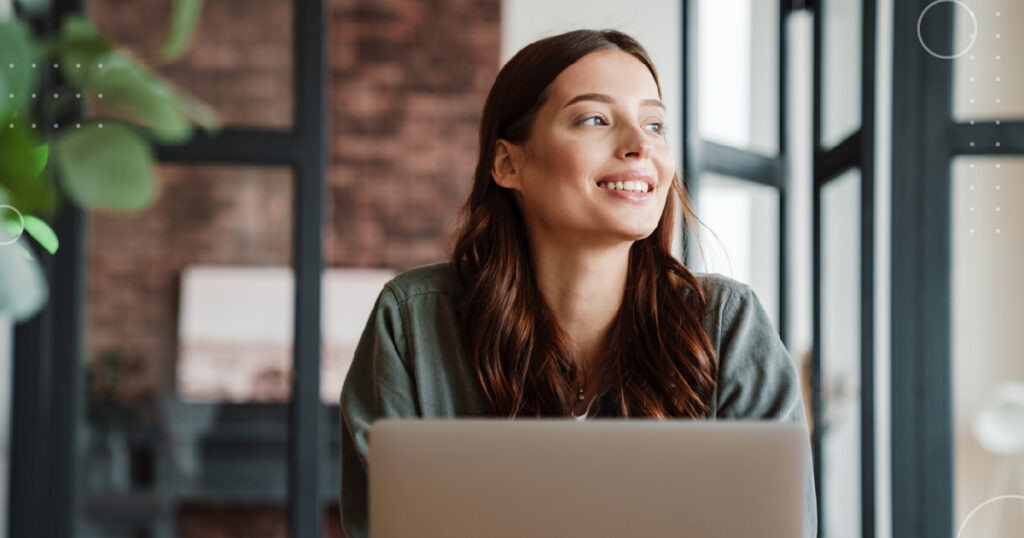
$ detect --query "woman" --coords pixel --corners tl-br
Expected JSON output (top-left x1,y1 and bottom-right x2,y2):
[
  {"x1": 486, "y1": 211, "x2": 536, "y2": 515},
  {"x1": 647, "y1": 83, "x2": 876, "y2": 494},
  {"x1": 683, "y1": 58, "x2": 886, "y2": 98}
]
[{"x1": 340, "y1": 29, "x2": 817, "y2": 538}]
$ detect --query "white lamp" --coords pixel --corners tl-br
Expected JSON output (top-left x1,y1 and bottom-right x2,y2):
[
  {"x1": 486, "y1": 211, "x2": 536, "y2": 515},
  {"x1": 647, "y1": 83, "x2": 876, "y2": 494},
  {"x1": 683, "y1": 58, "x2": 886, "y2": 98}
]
[
  {"x1": 972, "y1": 381, "x2": 1024, "y2": 455},
  {"x1": 968, "y1": 380, "x2": 1024, "y2": 536}
]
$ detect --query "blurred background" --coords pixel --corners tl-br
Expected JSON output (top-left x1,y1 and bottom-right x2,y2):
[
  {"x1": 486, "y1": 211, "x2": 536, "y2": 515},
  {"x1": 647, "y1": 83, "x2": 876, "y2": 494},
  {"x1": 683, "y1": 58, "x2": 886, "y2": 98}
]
[{"x1": 1, "y1": 0, "x2": 1022, "y2": 536}]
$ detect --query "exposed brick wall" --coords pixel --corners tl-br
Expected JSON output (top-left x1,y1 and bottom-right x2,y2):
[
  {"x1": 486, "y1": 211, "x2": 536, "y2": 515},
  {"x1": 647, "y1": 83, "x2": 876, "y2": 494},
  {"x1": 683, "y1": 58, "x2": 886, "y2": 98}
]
[
  {"x1": 85, "y1": 0, "x2": 498, "y2": 398},
  {"x1": 83, "y1": 0, "x2": 499, "y2": 535},
  {"x1": 327, "y1": 0, "x2": 497, "y2": 267},
  {"x1": 89, "y1": 0, "x2": 293, "y2": 128}
]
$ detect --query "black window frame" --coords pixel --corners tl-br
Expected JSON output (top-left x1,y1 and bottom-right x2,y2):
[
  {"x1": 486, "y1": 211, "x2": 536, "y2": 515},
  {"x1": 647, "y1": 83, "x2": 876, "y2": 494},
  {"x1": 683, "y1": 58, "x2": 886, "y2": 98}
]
[
  {"x1": 809, "y1": 0, "x2": 877, "y2": 536},
  {"x1": 683, "y1": 1, "x2": 879, "y2": 536},
  {"x1": 890, "y1": 1, "x2": 1024, "y2": 536}
]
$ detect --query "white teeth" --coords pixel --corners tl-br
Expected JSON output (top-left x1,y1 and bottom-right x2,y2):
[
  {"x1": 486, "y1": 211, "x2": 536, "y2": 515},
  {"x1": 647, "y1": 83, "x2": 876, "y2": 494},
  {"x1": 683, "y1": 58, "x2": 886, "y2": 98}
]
[{"x1": 598, "y1": 180, "x2": 650, "y2": 193}]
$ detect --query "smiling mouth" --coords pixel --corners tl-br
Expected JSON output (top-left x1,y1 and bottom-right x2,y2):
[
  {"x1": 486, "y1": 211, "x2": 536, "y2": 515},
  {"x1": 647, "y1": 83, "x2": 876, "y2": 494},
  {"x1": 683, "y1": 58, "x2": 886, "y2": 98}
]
[
  {"x1": 595, "y1": 170, "x2": 657, "y2": 192},
  {"x1": 596, "y1": 180, "x2": 650, "y2": 193}
]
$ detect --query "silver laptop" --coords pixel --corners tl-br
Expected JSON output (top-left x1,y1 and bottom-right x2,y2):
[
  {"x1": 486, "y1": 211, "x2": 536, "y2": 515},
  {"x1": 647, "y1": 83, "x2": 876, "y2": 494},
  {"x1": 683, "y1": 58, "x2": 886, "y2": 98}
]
[{"x1": 368, "y1": 419, "x2": 809, "y2": 538}]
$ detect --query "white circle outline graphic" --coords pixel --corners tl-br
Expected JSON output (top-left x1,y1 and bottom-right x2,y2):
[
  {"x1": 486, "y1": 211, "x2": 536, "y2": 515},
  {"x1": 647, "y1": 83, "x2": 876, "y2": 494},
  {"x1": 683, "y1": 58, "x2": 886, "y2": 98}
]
[
  {"x1": 956, "y1": 494, "x2": 1024, "y2": 538},
  {"x1": 917, "y1": 0, "x2": 978, "y2": 59},
  {"x1": 0, "y1": 205, "x2": 25, "y2": 245}
]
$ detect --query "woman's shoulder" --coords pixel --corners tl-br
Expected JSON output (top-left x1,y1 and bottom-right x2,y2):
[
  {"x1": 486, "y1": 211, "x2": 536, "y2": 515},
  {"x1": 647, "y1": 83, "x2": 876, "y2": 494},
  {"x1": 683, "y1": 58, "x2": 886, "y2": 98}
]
[
  {"x1": 683, "y1": 272, "x2": 773, "y2": 352},
  {"x1": 687, "y1": 271, "x2": 752, "y2": 317},
  {"x1": 380, "y1": 263, "x2": 752, "y2": 318},
  {"x1": 381, "y1": 261, "x2": 462, "y2": 301}
]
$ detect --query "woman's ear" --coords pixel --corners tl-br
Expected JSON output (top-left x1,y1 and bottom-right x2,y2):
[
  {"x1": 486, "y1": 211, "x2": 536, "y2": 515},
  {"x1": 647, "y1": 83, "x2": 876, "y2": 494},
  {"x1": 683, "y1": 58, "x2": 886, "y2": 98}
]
[{"x1": 492, "y1": 139, "x2": 522, "y2": 191}]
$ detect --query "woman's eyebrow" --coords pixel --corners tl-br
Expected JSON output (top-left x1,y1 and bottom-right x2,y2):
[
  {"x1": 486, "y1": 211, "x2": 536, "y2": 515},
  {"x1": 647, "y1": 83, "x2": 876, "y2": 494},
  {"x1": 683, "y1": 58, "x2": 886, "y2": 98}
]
[{"x1": 562, "y1": 93, "x2": 665, "y2": 110}]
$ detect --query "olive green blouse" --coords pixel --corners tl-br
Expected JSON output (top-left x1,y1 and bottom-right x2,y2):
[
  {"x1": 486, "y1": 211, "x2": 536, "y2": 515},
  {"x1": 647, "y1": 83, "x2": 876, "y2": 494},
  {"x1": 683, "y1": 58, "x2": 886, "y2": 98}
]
[{"x1": 339, "y1": 262, "x2": 818, "y2": 538}]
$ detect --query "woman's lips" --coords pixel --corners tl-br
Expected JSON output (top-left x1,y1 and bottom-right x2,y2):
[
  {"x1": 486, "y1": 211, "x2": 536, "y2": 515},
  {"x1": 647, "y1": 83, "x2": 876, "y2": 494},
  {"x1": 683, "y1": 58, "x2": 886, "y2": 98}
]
[
  {"x1": 594, "y1": 170, "x2": 657, "y2": 201},
  {"x1": 596, "y1": 185, "x2": 654, "y2": 201},
  {"x1": 596, "y1": 170, "x2": 657, "y2": 191}
]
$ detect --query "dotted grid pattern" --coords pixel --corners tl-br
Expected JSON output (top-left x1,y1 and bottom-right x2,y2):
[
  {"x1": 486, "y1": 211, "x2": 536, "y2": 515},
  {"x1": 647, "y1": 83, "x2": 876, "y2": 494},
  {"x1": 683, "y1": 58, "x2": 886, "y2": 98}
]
[
  {"x1": 964, "y1": 5, "x2": 1004, "y2": 238},
  {"x1": 6, "y1": 61, "x2": 105, "y2": 130}
]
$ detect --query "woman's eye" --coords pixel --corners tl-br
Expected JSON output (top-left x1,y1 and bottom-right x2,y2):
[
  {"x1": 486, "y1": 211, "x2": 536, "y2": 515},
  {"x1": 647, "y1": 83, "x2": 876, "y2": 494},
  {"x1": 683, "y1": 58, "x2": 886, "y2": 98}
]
[
  {"x1": 579, "y1": 115, "x2": 608, "y2": 126},
  {"x1": 645, "y1": 122, "x2": 667, "y2": 135}
]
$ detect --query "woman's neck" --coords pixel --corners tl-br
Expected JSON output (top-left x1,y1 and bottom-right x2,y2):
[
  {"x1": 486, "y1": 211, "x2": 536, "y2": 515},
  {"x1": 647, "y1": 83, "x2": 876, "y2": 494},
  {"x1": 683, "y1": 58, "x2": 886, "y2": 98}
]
[{"x1": 528, "y1": 239, "x2": 631, "y2": 369}]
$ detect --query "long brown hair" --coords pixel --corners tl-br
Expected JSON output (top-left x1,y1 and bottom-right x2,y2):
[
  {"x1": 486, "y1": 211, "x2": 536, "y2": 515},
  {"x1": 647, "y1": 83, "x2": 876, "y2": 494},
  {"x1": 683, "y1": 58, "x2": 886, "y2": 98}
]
[{"x1": 450, "y1": 29, "x2": 718, "y2": 418}]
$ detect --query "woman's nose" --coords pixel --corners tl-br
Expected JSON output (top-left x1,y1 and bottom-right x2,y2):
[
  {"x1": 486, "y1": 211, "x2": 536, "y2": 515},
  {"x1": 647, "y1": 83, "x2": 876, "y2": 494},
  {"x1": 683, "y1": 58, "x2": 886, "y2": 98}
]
[{"x1": 619, "y1": 125, "x2": 653, "y2": 160}]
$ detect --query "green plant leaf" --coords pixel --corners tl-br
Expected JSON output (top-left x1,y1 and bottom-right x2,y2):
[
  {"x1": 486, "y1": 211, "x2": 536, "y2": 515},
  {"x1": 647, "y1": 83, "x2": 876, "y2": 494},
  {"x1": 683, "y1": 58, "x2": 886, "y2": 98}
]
[
  {"x1": 23, "y1": 215, "x2": 58, "y2": 254},
  {"x1": 0, "y1": 20, "x2": 40, "y2": 123},
  {"x1": 0, "y1": 123, "x2": 36, "y2": 182},
  {"x1": 50, "y1": 15, "x2": 113, "y2": 86},
  {"x1": 86, "y1": 51, "x2": 195, "y2": 143},
  {"x1": 0, "y1": 122, "x2": 54, "y2": 215},
  {"x1": 32, "y1": 144, "x2": 49, "y2": 178},
  {"x1": 52, "y1": 121, "x2": 154, "y2": 209},
  {"x1": 172, "y1": 86, "x2": 221, "y2": 131},
  {"x1": 159, "y1": 0, "x2": 205, "y2": 61}
]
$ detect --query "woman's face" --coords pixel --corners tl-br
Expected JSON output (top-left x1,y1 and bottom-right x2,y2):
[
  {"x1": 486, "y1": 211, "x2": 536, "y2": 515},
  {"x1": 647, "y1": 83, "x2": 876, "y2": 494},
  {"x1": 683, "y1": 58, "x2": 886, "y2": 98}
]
[{"x1": 494, "y1": 48, "x2": 675, "y2": 248}]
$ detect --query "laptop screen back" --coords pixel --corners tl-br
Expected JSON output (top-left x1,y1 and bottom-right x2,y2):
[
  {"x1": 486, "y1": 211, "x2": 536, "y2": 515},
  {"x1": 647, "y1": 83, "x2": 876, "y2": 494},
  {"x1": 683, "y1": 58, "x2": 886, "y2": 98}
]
[{"x1": 368, "y1": 419, "x2": 808, "y2": 538}]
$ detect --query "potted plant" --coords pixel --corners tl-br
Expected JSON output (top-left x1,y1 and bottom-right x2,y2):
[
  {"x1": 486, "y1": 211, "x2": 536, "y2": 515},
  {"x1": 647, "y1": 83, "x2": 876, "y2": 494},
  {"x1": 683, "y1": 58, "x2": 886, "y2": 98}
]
[{"x1": 0, "y1": 0, "x2": 219, "y2": 321}]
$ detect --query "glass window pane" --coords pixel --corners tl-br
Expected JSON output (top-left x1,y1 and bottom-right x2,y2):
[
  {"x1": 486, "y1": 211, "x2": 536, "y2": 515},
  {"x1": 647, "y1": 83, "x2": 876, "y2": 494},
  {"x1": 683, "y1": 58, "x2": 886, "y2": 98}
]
[
  {"x1": 952, "y1": 0, "x2": 1024, "y2": 121},
  {"x1": 820, "y1": 168, "x2": 862, "y2": 537},
  {"x1": 697, "y1": 0, "x2": 779, "y2": 155},
  {"x1": 692, "y1": 173, "x2": 780, "y2": 330},
  {"x1": 952, "y1": 157, "x2": 1024, "y2": 536},
  {"x1": 821, "y1": 0, "x2": 862, "y2": 148},
  {"x1": 88, "y1": 0, "x2": 294, "y2": 129},
  {"x1": 83, "y1": 165, "x2": 293, "y2": 536}
]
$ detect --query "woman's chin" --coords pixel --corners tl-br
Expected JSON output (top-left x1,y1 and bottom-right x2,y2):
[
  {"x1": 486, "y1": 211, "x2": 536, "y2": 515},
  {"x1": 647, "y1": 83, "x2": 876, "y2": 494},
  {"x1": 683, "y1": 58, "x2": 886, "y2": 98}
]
[
  {"x1": 550, "y1": 221, "x2": 659, "y2": 248},
  {"x1": 613, "y1": 225, "x2": 658, "y2": 244},
  {"x1": 624, "y1": 221, "x2": 660, "y2": 240}
]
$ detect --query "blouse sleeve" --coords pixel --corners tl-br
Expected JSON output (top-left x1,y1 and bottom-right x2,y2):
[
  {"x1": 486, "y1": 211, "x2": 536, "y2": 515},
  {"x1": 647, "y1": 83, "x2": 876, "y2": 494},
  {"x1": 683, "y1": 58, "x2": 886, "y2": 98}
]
[
  {"x1": 715, "y1": 281, "x2": 819, "y2": 538},
  {"x1": 339, "y1": 284, "x2": 420, "y2": 538}
]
